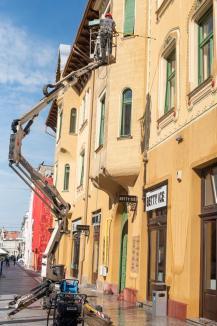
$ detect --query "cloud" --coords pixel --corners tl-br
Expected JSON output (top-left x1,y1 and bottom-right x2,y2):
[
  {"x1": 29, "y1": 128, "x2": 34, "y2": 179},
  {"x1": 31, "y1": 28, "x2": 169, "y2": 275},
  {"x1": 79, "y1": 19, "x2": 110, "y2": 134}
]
[
  {"x1": 0, "y1": 17, "x2": 57, "y2": 227},
  {"x1": 0, "y1": 17, "x2": 56, "y2": 86}
]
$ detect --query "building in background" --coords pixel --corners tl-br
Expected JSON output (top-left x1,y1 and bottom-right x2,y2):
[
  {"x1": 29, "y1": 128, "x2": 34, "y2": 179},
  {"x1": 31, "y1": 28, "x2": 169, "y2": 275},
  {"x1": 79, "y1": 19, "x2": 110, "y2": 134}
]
[
  {"x1": 0, "y1": 229, "x2": 23, "y2": 257},
  {"x1": 31, "y1": 165, "x2": 54, "y2": 272},
  {"x1": 21, "y1": 210, "x2": 33, "y2": 267}
]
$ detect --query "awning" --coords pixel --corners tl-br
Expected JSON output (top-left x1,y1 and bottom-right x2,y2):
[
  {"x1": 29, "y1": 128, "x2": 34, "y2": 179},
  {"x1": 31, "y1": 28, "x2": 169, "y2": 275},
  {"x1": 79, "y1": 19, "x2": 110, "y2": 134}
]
[{"x1": 0, "y1": 248, "x2": 8, "y2": 256}]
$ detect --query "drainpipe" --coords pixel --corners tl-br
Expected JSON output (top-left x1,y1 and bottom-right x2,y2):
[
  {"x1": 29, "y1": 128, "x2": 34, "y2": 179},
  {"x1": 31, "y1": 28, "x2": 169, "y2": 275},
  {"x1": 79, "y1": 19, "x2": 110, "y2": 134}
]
[
  {"x1": 143, "y1": 0, "x2": 152, "y2": 182},
  {"x1": 79, "y1": 69, "x2": 96, "y2": 283}
]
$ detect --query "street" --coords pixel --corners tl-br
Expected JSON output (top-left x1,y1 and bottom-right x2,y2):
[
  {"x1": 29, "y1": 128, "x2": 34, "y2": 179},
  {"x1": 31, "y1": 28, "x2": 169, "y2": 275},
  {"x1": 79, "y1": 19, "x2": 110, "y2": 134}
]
[{"x1": 0, "y1": 264, "x2": 188, "y2": 325}]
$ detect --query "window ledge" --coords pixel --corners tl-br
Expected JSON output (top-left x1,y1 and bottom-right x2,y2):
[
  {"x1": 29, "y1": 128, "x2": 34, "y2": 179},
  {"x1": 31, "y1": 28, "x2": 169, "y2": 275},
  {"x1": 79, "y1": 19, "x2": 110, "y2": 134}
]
[
  {"x1": 79, "y1": 119, "x2": 88, "y2": 133},
  {"x1": 157, "y1": 107, "x2": 176, "y2": 129},
  {"x1": 62, "y1": 190, "x2": 69, "y2": 193},
  {"x1": 95, "y1": 144, "x2": 103, "y2": 153},
  {"x1": 188, "y1": 77, "x2": 215, "y2": 109},
  {"x1": 156, "y1": 0, "x2": 173, "y2": 21},
  {"x1": 121, "y1": 34, "x2": 136, "y2": 41},
  {"x1": 117, "y1": 135, "x2": 133, "y2": 140},
  {"x1": 69, "y1": 132, "x2": 78, "y2": 136}
]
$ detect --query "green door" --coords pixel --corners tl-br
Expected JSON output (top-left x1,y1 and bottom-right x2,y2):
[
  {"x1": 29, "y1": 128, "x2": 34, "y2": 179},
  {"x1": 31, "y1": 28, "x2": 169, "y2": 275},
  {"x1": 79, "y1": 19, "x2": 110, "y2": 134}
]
[{"x1": 119, "y1": 219, "x2": 128, "y2": 292}]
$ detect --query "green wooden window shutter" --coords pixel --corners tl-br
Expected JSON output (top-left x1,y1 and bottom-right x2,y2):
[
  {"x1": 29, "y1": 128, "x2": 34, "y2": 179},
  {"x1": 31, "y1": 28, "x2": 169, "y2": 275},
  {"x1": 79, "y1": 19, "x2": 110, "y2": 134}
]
[
  {"x1": 124, "y1": 0, "x2": 135, "y2": 36},
  {"x1": 198, "y1": 9, "x2": 213, "y2": 84}
]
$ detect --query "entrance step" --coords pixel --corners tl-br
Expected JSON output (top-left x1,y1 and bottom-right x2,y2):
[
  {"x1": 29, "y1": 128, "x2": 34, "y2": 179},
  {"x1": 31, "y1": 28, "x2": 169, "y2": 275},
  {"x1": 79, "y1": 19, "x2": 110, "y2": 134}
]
[{"x1": 187, "y1": 318, "x2": 217, "y2": 325}]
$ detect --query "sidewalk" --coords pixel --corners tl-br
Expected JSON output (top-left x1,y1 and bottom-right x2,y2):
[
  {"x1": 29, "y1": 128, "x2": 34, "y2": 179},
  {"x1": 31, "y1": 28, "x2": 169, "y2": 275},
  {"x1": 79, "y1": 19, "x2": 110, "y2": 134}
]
[
  {"x1": 0, "y1": 264, "x2": 187, "y2": 325},
  {"x1": 0, "y1": 263, "x2": 47, "y2": 326}
]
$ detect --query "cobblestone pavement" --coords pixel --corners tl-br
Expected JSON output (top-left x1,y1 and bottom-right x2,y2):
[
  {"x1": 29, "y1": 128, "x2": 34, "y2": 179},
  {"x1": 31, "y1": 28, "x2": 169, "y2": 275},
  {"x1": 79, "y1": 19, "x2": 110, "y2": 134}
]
[{"x1": 0, "y1": 264, "x2": 187, "y2": 325}]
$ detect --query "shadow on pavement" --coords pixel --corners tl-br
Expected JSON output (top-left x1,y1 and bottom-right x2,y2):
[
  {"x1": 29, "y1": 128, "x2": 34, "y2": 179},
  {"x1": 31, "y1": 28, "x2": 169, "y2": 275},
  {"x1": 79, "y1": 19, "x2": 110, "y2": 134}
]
[{"x1": 0, "y1": 317, "x2": 47, "y2": 325}]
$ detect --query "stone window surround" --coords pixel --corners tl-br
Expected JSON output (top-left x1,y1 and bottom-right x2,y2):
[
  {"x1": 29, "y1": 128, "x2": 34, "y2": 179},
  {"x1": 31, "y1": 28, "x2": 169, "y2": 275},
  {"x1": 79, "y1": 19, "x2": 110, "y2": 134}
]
[
  {"x1": 157, "y1": 29, "x2": 180, "y2": 130},
  {"x1": 95, "y1": 89, "x2": 106, "y2": 152},
  {"x1": 79, "y1": 89, "x2": 90, "y2": 133},
  {"x1": 156, "y1": 0, "x2": 173, "y2": 21},
  {"x1": 188, "y1": 0, "x2": 217, "y2": 107},
  {"x1": 77, "y1": 145, "x2": 85, "y2": 191}
]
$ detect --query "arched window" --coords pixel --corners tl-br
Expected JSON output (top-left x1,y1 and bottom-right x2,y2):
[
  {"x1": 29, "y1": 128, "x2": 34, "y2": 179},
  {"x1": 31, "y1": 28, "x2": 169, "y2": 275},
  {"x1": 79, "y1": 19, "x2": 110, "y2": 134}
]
[
  {"x1": 69, "y1": 108, "x2": 77, "y2": 134},
  {"x1": 123, "y1": 0, "x2": 135, "y2": 36},
  {"x1": 120, "y1": 88, "x2": 132, "y2": 137},
  {"x1": 63, "y1": 164, "x2": 70, "y2": 191}
]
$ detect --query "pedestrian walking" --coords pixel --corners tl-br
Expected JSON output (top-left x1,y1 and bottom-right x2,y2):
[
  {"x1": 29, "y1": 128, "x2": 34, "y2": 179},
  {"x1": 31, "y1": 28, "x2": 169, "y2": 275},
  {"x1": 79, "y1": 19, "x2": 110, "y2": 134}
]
[
  {"x1": 5, "y1": 256, "x2": 10, "y2": 268},
  {"x1": 13, "y1": 256, "x2": 16, "y2": 266},
  {"x1": 0, "y1": 259, "x2": 4, "y2": 275}
]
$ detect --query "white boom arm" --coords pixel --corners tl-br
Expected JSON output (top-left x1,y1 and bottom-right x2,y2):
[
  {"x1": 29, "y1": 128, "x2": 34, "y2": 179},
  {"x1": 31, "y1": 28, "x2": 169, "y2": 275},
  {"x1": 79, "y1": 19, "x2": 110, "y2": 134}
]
[{"x1": 8, "y1": 59, "x2": 104, "y2": 280}]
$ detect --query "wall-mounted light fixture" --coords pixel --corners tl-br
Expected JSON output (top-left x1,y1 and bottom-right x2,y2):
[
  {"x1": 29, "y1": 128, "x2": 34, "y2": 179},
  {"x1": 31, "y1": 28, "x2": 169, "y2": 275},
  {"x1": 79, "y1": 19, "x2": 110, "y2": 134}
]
[{"x1": 176, "y1": 135, "x2": 183, "y2": 143}]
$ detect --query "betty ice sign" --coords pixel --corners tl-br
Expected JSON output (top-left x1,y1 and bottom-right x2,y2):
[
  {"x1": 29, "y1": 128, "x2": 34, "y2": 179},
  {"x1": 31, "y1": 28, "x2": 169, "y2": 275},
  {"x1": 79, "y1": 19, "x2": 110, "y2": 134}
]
[{"x1": 145, "y1": 185, "x2": 167, "y2": 211}]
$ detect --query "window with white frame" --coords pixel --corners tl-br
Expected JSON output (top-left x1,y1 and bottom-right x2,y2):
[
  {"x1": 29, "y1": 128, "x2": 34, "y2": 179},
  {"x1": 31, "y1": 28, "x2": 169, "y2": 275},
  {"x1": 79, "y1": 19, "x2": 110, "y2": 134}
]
[
  {"x1": 57, "y1": 106, "x2": 63, "y2": 142},
  {"x1": 69, "y1": 108, "x2": 77, "y2": 134},
  {"x1": 158, "y1": 32, "x2": 179, "y2": 119},
  {"x1": 198, "y1": 8, "x2": 213, "y2": 84},
  {"x1": 95, "y1": 91, "x2": 106, "y2": 149},
  {"x1": 120, "y1": 88, "x2": 132, "y2": 136},
  {"x1": 80, "y1": 89, "x2": 90, "y2": 128},
  {"x1": 63, "y1": 164, "x2": 70, "y2": 191},
  {"x1": 99, "y1": 94, "x2": 106, "y2": 146},
  {"x1": 79, "y1": 151, "x2": 85, "y2": 186},
  {"x1": 164, "y1": 49, "x2": 176, "y2": 113}
]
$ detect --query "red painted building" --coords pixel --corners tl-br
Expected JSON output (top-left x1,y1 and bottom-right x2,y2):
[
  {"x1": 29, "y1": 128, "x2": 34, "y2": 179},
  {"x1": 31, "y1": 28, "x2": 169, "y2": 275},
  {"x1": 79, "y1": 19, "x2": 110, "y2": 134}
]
[{"x1": 31, "y1": 166, "x2": 53, "y2": 272}]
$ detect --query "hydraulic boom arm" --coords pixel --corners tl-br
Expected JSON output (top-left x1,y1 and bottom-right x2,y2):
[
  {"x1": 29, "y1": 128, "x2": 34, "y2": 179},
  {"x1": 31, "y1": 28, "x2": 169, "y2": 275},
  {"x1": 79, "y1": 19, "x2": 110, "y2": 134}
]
[
  {"x1": 8, "y1": 59, "x2": 104, "y2": 280},
  {"x1": 9, "y1": 60, "x2": 103, "y2": 222}
]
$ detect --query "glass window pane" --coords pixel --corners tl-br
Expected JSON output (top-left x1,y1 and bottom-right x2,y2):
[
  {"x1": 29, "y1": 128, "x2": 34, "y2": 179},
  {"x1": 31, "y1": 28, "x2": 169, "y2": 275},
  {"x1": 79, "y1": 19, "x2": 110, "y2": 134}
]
[
  {"x1": 204, "y1": 221, "x2": 216, "y2": 290},
  {"x1": 99, "y1": 96, "x2": 105, "y2": 146},
  {"x1": 150, "y1": 230, "x2": 157, "y2": 280},
  {"x1": 124, "y1": 103, "x2": 131, "y2": 135},
  {"x1": 170, "y1": 76, "x2": 175, "y2": 109},
  {"x1": 64, "y1": 165, "x2": 70, "y2": 191},
  {"x1": 202, "y1": 14, "x2": 213, "y2": 39},
  {"x1": 124, "y1": 89, "x2": 132, "y2": 102},
  {"x1": 205, "y1": 172, "x2": 215, "y2": 206},
  {"x1": 202, "y1": 43, "x2": 209, "y2": 80},
  {"x1": 157, "y1": 229, "x2": 166, "y2": 282},
  {"x1": 69, "y1": 109, "x2": 77, "y2": 133},
  {"x1": 121, "y1": 89, "x2": 132, "y2": 136}
]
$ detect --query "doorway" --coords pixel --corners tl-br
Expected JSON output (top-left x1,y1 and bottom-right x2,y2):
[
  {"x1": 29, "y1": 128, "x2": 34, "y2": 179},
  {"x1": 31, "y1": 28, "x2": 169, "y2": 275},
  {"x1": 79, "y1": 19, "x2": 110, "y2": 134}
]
[
  {"x1": 119, "y1": 216, "x2": 128, "y2": 292},
  {"x1": 202, "y1": 219, "x2": 217, "y2": 321},
  {"x1": 147, "y1": 207, "x2": 167, "y2": 301},
  {"x1": 201, "y1": 165, "x2": 217, "y2": 321}
]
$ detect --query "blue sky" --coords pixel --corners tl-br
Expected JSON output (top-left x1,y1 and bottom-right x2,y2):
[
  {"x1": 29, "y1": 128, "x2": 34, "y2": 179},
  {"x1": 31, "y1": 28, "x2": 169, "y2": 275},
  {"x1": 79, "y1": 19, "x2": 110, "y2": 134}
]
[{"x1": 0, "y1": 0, "x2": 87, "y2": 229}]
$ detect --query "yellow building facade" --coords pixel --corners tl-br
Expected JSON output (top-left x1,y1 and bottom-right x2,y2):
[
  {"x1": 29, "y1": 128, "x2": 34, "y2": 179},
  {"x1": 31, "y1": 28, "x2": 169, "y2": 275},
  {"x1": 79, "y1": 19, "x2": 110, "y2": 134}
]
[{"x1": 46, "y1": 0, "x2": 217, "y2": 322}]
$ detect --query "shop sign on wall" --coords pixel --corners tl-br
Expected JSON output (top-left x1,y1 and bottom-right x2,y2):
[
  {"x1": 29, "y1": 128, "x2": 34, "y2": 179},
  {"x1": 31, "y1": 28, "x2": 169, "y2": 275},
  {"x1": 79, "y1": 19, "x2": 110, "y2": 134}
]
[
  {"x1": 131, "y1": 236, "x2": 140, "y2": 273},
  {"x1": 119, "y1": 195, "x2": 138, "y2": 203},
  {"x1": 145, "y1": 185, "x2": 167, "y2": 211}
]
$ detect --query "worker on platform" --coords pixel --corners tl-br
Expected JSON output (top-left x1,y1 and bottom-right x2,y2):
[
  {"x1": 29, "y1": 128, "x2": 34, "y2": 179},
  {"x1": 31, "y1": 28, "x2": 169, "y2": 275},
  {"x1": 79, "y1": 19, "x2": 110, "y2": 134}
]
[{"x1": 99, "y1": 12, "x2": 116, "y2": 62}]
